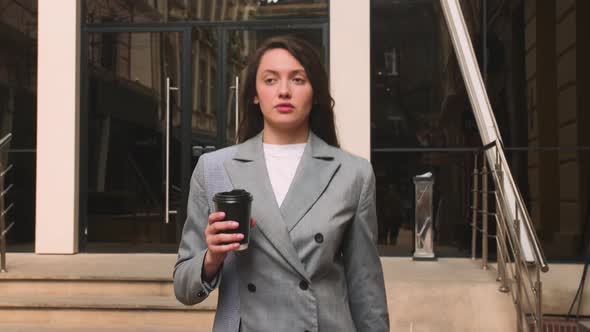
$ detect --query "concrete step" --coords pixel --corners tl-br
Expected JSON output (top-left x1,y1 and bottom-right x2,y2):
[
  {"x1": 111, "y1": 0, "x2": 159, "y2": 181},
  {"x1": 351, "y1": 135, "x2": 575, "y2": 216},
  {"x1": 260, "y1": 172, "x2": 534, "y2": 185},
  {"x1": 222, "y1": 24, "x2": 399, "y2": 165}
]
[
  {"x1": 381, "y1": 258, "x2": 516, "y2": 331},
  {"x1": 0, "y1": 279, "x2": 174, "y2": 297},
  {"x1": 0, "y1": 295, "x2": 215, "y2": 329},
  {"x1": 0, "y1": 276, "x2": 218, "y2": 306},
  {"x1": 0, "y1": 254, "x2": 218, "y2": 330},
  {"x1": 0, "y1": 324, "x2": 210, "y2": 332},
  {"x1": 0, "y1": 295, "x2": 216, "y2": 311},
  {"x1": 2, "y1": 254, "x2": 524, "y2": 331}
]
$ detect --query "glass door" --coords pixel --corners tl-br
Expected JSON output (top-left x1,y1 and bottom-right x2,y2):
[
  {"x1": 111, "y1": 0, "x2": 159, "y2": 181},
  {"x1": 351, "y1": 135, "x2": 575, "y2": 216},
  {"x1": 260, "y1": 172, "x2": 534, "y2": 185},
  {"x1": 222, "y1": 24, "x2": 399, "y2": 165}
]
[
  {"x1": 188, "y1": 28, "x2": 219, "y2": 169},
  {"x1": 85, "y1": 31, "x2": 184, "y2": 252},
  {"x1": 82, "y1": 26, "x2": 328, "y2": 253}
]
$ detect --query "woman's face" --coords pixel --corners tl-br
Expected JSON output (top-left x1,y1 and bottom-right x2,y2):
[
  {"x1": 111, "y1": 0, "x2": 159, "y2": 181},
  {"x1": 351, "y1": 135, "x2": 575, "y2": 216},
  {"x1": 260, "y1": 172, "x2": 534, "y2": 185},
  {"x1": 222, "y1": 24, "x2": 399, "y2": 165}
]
[{"x1": 254, "y1": 48, "x2": 313, "y2": 132}]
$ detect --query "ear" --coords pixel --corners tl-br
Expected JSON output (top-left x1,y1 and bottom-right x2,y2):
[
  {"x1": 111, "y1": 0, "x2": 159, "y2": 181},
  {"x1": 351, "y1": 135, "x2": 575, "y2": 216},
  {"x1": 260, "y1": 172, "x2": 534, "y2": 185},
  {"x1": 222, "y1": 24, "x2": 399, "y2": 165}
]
[{"x1": 253, "y1": 96, "x2": 259, "y2": 104}]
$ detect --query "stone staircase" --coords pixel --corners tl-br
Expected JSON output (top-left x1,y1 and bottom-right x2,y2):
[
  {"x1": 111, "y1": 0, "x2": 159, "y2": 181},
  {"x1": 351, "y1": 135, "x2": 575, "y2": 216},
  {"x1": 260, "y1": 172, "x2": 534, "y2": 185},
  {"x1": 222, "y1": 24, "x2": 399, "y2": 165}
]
[
  {"x1": 0, "y1": 253, "x2": 527, "y2": 331},
  {"x1": 0, "y1": 254, "x2": 215, "y2": 332}
]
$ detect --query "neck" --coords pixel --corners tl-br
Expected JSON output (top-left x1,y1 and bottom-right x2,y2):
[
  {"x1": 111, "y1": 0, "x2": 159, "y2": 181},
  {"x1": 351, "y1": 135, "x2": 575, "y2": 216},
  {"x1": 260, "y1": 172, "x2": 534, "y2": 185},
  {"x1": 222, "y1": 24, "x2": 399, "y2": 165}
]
[{"x1": 262, "y1": 124, "x2": 309, "y2": 145}]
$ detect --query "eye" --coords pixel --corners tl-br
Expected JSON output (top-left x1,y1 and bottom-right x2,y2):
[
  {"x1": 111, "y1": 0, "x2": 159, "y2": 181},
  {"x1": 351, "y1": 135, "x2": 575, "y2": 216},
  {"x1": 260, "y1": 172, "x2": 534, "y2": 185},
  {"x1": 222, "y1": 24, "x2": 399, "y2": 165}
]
[
  {"x1": 264, "y1": 77, "x2": 277, "y2": 85},
  {"x1": 292, "y1": 77, "x2": 306, "y2": 84}
]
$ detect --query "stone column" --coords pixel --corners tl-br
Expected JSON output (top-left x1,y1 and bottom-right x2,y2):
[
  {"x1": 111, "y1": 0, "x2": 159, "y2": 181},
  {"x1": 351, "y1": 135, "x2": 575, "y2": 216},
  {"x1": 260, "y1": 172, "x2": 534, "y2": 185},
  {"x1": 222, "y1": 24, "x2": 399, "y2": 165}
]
[
  {"x1": 330, "y1": 1, "x2": 371, "y2": 160},
  {"x1": 35, "y1": 0, "x2": 81, "y2": 254}
]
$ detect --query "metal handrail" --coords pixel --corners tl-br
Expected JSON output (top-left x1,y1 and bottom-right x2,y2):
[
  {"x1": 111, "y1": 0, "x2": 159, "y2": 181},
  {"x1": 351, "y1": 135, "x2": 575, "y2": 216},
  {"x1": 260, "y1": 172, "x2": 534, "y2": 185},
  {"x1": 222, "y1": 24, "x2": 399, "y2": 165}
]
[
  {"x1": 127, "y1": 154, "x2": 161, "y2": 211},
  {"x1": 488, "y1": 139, "x2": 548, "y2": 271},
  {"x1": 439, "y1": 0, "x2": 549, "y2": 329},
  {"x1": 470, "y1": 143, "x2": 549, "y2": 331},
  {"x1": 440, "y1": 0, "x2": 547, "y2": 270},
  {"x1": 471, "y1": 141, "x2": 549, "y2": 268},
  {"x1": 492, "y1": 164, "x2": 544, "y2": 330},
  {"x1": 0, "y1": 133, "x2": 12, "y2": 151}
]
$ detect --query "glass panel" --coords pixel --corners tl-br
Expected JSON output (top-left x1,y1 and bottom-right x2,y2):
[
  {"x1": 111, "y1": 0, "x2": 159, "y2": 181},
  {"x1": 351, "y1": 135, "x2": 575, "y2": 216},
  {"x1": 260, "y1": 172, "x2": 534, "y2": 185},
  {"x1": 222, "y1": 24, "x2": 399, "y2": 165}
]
[
  {"x1": 190, "y1": 28, "x2": 218, "y2": 167},
  {"x1": 505, "y1": 149, "x2": 590, "y2": 261},
  {"x1": 374, "y1": 151, "x2": 476, "y2": 257},
  {"x1": 371, "y1": 0, "x2": 590, "y2": 260},
  {"x1": 85, "y1": 0, "x2": 328, "y2": 23},
  {"x1": 86, "y1": 31, "x2": 182, "y2": 252},
  {"x1": 0, "y1": 0, "x2": 38, "y2": 252},
  {"x1": 371, "y1": 0, "x2": 480, "y2": 150},
  {"x1": 223, "y1": 29, "x2": 325, "y2": 146},
  {"x1": 483, "y1": 0, "x2": 589, "y2": 261},
  {"x1": 371, "y1": 0, "x2": 480, "y2": 256}
]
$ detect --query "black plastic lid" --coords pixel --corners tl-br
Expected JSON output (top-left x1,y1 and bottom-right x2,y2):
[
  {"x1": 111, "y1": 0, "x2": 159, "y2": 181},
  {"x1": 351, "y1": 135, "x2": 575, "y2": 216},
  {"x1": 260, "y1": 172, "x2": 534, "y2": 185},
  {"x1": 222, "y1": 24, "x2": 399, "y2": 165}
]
[{"x1": 213, "y1": 189, "x2": 253, "y2": 203}]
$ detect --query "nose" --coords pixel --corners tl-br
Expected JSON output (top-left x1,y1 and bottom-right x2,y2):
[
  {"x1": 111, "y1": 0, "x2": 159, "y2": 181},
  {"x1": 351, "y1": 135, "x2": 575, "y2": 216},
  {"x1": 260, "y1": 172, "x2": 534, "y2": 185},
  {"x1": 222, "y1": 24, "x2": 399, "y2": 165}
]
[{"x1": 278, "y1": 79, "x2": 291, "y2": 99}]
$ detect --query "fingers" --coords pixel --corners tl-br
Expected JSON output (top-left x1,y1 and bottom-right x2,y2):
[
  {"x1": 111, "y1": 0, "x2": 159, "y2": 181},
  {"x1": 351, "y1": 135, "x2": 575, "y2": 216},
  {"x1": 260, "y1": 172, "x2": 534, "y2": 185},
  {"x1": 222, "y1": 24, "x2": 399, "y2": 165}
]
[
  {"x1": 206, "y1": 232, "x2": 242, "y2": 258},
  {"x1": 208, "y1": 232, "x2": 244, "y2": 246},
  {"x1": 209, "y1": 220, "x2": 239, "y2": 234},
  {"x1": 211, "y1": 242, "x2": 242, "y2": 253},
  {"x1": 205, "y1": 213, "x2": 245, "y2": 266},
  {"x1": 205, "y1": 215, "x2": 241, "y2": 244},
  {"x1": 208, "y1": 212, "x2": 226, "y2": 224}
]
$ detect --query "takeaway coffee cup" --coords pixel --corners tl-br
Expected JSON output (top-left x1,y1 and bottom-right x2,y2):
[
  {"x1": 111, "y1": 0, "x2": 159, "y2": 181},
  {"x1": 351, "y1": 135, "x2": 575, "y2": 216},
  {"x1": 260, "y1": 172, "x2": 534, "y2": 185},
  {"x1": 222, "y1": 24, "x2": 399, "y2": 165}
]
[{"x1": 213, "y1": 189, "x2": 253, "y2": 251}]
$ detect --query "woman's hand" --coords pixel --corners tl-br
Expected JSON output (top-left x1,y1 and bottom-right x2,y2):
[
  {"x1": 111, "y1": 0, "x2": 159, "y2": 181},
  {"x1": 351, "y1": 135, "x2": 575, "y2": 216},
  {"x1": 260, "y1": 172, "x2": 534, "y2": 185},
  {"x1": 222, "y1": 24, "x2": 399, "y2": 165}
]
[{"x1": 202, "y1": 212, "x2": 256, "y2": 282}]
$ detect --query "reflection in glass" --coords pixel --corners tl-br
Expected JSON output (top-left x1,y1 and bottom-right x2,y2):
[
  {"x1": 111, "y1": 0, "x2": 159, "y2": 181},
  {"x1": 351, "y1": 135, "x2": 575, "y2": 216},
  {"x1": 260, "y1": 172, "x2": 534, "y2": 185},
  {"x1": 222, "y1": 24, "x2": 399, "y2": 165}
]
[
  {"x1": 86, "y1": 31, "x2": 182, "y2": 252},
  {"x1": 371, "y1": 0, "x2": 480, "y2": 150},
  {"x1": 85, "y1": 0, "x2": 328, "y2": 23},
  {"x1": 374, "y1": 151, "x2": 476, "y2": 257},
  {"x1": 371, "y1": 0, "x2": 480, "y2": 257},
  {"x1": 0, "y1": 0, "x2": 38, "y2": 251},
  {"x1": 371, "y1": 0, "x2": 589, "y2": 260},
  {"x1": 505, "y1": 149, "x2": 590, "y2": 261},
  {"x1": 191, "y1": 29, "x2": 218, "y2": 156}
]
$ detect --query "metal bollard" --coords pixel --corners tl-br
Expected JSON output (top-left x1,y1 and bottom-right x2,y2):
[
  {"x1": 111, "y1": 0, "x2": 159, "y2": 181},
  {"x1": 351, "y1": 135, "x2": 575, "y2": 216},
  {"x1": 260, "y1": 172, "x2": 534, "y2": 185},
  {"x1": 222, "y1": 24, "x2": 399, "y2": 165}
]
[{"x1": 413, "y1": 173, "x2": 436, "y2": 261}]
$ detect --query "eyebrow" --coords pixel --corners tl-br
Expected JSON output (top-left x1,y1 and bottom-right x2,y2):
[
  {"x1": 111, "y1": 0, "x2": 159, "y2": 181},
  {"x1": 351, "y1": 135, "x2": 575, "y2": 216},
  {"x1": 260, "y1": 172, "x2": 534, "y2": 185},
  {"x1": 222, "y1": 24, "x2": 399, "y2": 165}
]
[{"x1": 260, "y1": 69, "x2": 307, "y2": 76}]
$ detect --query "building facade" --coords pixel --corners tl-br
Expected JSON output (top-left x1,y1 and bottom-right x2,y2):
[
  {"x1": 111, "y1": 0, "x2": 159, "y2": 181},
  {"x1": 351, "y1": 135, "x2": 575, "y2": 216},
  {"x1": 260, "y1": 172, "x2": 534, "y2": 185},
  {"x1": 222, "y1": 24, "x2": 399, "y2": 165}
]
[{"x1": 1, "y1": 0, "x2": 588, "y2": 261}]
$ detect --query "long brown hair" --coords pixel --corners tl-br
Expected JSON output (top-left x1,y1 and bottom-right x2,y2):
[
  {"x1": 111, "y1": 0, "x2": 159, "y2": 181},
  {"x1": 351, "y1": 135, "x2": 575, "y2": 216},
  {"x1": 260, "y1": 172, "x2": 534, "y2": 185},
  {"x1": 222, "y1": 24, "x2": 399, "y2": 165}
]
[{"x1": 237, "y1": 35, "x2": 339, "y2": 147}]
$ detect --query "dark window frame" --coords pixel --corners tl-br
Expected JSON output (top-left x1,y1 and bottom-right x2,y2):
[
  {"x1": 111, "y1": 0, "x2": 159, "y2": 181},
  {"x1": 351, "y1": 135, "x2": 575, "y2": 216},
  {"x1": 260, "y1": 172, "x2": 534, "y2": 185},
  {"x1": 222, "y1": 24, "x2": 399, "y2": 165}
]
[{"x1": 79, "y1": 2, "x2": 330, "y2": 252}]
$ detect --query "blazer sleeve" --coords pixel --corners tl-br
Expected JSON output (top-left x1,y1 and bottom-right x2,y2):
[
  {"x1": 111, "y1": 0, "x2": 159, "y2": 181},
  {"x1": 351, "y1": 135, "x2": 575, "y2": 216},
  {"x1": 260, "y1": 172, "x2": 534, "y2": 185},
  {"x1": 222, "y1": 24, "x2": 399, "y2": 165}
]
[
  {"x1": 342, "y1": 161, "x2": 390, "y2": 331},
  {"x1": 173, "y1": 156, "x2": 222, "y2": 305}
]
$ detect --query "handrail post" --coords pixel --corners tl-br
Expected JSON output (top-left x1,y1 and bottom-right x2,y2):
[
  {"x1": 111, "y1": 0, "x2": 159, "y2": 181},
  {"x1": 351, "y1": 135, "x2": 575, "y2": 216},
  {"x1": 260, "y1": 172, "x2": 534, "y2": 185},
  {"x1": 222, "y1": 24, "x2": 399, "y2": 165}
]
[
  {"x1": 495, "y1": 154, "x2": 509, "y2": 293},
  {"x1": 471, "y1": 154, "x2": 479, "y2": 260},
  {"x1": 496, "y1": 219, "x2": 510, "y2": 293},
  {"x1": 482, "y1": 158, "x2": 489, "y2": 270},
  {"x1": 536, "y1": 267, "x2": 543, "y2": 331},
  {"x1": 514, "y1": 206, "x2": 523, "y2": 331},
  {"x1": 0, "y1": 158, "x2": 6, "y2": 273},
  {"x1": 0, "y1": 134, "x2": 12, "y2": 273}
]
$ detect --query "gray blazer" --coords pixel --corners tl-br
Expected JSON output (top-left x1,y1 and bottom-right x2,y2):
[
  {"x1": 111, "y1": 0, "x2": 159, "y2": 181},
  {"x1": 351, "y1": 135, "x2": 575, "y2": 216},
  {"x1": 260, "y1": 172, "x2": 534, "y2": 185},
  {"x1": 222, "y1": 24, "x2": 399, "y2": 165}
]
[{"x1": 174, "y1": 131, "x2": 389, "y2": 332}]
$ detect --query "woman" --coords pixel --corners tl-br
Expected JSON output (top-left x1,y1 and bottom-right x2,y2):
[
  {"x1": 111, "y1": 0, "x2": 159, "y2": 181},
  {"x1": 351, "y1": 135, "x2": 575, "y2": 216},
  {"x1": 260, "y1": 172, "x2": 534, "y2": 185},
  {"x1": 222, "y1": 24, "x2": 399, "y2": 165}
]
[{"x1": 174, "y1": 35, "x2": 389, "y2": 332}]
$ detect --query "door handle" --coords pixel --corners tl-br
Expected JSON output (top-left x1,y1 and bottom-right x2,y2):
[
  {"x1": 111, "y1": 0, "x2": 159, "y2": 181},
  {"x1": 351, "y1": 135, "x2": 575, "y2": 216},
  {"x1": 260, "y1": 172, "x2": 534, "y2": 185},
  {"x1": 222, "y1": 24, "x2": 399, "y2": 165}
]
[
  {"x1": 165, "y1": 77, "x2": 178, "y2": 224},
  {"x1": 230, "y1": 76, "x2": 239, "y2": 143}
]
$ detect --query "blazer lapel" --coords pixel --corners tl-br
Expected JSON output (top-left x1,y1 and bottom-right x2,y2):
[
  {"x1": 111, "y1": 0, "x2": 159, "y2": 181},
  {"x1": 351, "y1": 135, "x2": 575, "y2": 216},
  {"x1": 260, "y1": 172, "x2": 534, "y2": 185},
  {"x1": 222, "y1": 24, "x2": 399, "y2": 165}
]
[
  {"x1": 223, "y1": 132, "x2": 310, "y2": 282},
  {"x1": 279, "y1": 132, "x2": 341, "y2": 232}
]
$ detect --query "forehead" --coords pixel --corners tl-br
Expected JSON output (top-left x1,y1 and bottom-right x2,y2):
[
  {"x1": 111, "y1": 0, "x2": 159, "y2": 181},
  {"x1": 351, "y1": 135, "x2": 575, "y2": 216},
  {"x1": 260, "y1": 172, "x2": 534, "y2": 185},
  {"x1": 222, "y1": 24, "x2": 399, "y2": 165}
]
[{"x1": 257, "y1": 48, "x2": 305, "y2": 73}]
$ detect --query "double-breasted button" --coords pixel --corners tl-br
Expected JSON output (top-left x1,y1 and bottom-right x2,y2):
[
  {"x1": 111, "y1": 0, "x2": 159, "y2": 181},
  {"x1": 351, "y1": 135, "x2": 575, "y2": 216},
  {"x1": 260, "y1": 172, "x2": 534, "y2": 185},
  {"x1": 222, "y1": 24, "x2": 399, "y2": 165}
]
[
  {"x1": 314, "y1": 233, "x2": 324, "y2": 243},
  {"x1": 197, "y1": 290, "x2": 206, "y2": 298},
  {"x1": 247, "y1": 283, "x2": 256, "y2": 293},
  {"x1": 299, "y1": 281, "x2": 309, "y2": 291}
]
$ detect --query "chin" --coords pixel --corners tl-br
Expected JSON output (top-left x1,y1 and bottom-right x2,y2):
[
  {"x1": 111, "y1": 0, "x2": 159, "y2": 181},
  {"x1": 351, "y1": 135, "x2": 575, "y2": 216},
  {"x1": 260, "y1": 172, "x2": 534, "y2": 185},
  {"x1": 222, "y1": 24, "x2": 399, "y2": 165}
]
[{"x1": 267, "y1": 117, "x2": 308, "y2": 132}]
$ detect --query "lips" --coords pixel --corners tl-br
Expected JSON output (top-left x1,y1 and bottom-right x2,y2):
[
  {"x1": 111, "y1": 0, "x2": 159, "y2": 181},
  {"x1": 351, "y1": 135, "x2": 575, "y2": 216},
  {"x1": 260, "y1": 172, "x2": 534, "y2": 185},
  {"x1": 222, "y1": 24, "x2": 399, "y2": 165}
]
[{"x1": 275, "y1": 103, "x2": 294, "y2": 113}]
